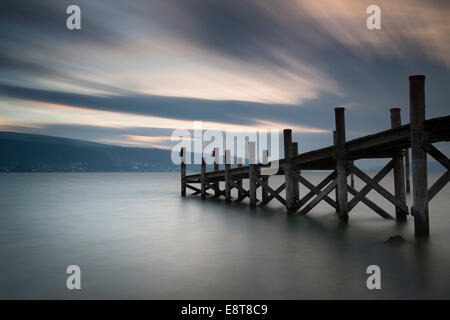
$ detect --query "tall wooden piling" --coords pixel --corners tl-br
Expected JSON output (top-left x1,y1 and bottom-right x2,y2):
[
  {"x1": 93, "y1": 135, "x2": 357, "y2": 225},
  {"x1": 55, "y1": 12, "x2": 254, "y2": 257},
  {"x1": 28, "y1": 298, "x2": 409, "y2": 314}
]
[
  {"x1": 201, "y1": 156, "x2": 206, "y2": 199},
  {"x1": 262, "y1": 149, "x2": 269, "y2": 203},
  {"x1": 249, "y1": 142, "x2": 257, "y2": 207},
  {"x1": 212, "y1": 148, "x2": 220, "y2": 197},
  {"x1": 225, "y1": 150, "x2": 231, "y2": 202},
  {"x1": 292, "y1": 142, "x2": 300, "y2": 203},
  {"x1": 410, "y1": 75, "x2": 429, "y2": 238},
  {"x1": 404, "y1": 149, "x2": 411, "y2": 194},
  {"x1": 390, "y1": 108, "x2": 408, "y2": 222},
  {"x1": 333, "y1": 131, "x2": 339, "y2": 214},
  {"x1": 350, "y1": 161, "x2": 355, "y2": 189},
  {"x1": 334, "y1": 108, "x2": 348, "y2": 222},
  {"x1": 237, "y1": 157, "x2": 244, "y2": 199},
  {"x1": 284, "y1": 129, "x2": 296, "y2": 212},
  {"x1": 180, "y1": 147, "x2": 186, "y2": 196}
]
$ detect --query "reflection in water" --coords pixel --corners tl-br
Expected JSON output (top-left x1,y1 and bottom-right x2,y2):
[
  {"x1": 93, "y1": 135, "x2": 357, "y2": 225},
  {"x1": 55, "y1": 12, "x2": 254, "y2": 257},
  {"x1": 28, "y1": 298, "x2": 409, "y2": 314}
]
[{"x1": 0, "y1": 172, "x2": 449, "y2": 299}]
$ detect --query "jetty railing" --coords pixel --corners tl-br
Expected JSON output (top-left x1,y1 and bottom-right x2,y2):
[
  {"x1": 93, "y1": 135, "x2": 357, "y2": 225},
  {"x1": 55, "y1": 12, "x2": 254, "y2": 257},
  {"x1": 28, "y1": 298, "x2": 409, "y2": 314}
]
[{"x1": 180, "y1": 75, "x2": 450, "y2": 238}]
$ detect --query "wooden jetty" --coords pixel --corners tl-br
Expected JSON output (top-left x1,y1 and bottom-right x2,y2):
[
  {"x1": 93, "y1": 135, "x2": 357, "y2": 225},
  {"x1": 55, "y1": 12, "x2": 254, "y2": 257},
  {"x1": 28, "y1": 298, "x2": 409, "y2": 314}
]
[{"x1": 180, "y1": 75, "x2": 450, "y2": 238}]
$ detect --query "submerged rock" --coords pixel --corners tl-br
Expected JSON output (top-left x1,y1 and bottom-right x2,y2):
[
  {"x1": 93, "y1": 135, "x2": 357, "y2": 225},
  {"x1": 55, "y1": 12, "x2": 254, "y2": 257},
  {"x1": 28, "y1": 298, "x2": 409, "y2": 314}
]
[{"x1": 385, "y1": 235, "x2": 406, "y2": 245}]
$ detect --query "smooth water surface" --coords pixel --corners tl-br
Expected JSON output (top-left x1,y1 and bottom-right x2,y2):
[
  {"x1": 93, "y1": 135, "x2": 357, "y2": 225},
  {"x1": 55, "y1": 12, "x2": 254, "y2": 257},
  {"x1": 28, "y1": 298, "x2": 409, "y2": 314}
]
[{"x1": 1, "y1": 172, "x2": 449, "y2": 299}]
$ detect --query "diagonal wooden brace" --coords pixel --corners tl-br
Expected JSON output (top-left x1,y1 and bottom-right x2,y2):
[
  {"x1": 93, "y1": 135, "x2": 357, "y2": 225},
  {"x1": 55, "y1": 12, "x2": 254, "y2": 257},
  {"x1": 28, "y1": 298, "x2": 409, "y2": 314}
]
[
  {"x1": 348, "y1": 160, "x2": 393, "y2": 211},
  {"x1": 229, "y1": 180, "x2": 249, "y2": 199},
  {"x1": 204, "y1": 181, "x2": 226, "y2": 197},
  {"x1": 294, "y1": 170, "x2": 336, "y2": 211},
  {"x1": 423, "y1": 143, "x2": 450, "y2": 170},
  {"x1": 292, "y1": 171, "x2": 336, "y2": 209},
  {"x1": 258, "y1": 183, "x2": 286, "y2": 207},
  {"x1": 423, "y1": 143, "x2": 450, "y2": 202},
  {"x1": 428, "y1": 170, "x2": 450, "y2": 202},
  {"x1": 347, "y1": 185, "x2": 393, "y2": 219},
  {"x1": 299, "y1": 178, "x2": 337, "y2": 215},
  {"x1": 255, "y1": 177, "x2": 287, "y2": 206},
  {"x1": 186, "y1": 184, "x2": 212, "y2": 196},
  {"x1": 347, "y1": 162, "x2": 408, "y2": 213}
]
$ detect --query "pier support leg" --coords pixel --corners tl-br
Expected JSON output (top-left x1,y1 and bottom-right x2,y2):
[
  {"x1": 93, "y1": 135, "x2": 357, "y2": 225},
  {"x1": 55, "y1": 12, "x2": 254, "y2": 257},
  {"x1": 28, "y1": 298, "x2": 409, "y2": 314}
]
[
  {"x1": 404, "y1": 149, "x2": 411, "y2": 194},
  {"x1": 284, "y1": 129, "x2": 296, "y2": 212},
  {"x1": 292, "y1": 142, "x2": 300, "y2": 204},
  {"x1": 390, "y1": 108, "x2": 408, "y2": 222},
  {"x1": 212, "y1": 148, "x2": 220, "y2": 197},
  {"x1": 410, "y1": 75, "x2": 429, "y2": 238},
  {"x1": 180, "y1": 147, "x2": 186, "y2": 196},
  {"x1": 262, "y1": 150, "x2": 269, "y2": 203},
  {"x1": 237, "y1": 157, "x2": 244, "y2": 199},
  {"x1": 225, "y1": 150, "x2": 231, "y2": 202},
  {"x1": 334, "y1": 108, "x2": 348, "y2": 222},
  {"x1": 201, "y1": 157, "x2": 206, "y2": 199},
  {"x1": 333, "y1": 131, "x2": 339, "y2": 215},
  {"x1": 249, "y1": 142, "x2": 257, "y2": 208},
  {"x1": 350, "y1": 161, "x2": 355, "y2": 189}
]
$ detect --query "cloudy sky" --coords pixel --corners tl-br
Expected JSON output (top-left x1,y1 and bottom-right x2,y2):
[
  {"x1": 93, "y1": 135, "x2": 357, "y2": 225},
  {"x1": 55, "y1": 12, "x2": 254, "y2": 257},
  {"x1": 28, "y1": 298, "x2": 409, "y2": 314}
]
[{"x1": 0, "y1": 0, "x2": 449, "y2": 153}]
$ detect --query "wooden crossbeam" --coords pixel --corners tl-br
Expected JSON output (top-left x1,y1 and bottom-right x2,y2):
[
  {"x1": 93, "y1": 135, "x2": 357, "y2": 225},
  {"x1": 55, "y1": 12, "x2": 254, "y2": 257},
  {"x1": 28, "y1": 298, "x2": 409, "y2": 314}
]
[
  {"x1": 186, "y1": 184, "x2": 212, "y2": 196},
  {"x1": 423, "y1": 143, "x2": 450, "y2": 203},
  {"x1": 347, "y1": 185, "x2": 393, "y2": 219},
  {"x1": 423, "y1": 143, "x2": 450, "y2": 170},
  {"x1": 428, "y1": 170, "x2": 450, "y2": 202},
  {"x1": 229, "y1": 180, "x2": 249, "y2": 199},
  {"x1": 254, "y1": 177, "x2": 287, "y2": 206},
  {"x1": 348, "y1": 160, "x2": 393, "y2": 211},
  {"x1": 258, "y1": 183, "x2": 286, "y2": 207},
  {"x1": 291, "y1": 171, "x2": 336, "y2": 209},
  {"x1": 347, "y1": 162, "x2": 408, "y2": 213},
  {"x1": 204, "y1": 181, "x2": 226, "y2": 197},
  {"x1": 299, "y1": 179, "x2": 337, "y2": 215},
  {"x1": 186, "y1": 184, "x2": 201, "y2": 193},
  {"x1": 293, "y1": 171, "x2": 337, "y2": 211}
]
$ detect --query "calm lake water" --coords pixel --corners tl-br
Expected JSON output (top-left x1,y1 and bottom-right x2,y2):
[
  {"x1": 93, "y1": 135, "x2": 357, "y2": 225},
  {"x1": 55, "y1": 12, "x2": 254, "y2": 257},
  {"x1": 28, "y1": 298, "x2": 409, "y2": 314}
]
[{"x1": 0, "y1": 172, "x2": 449, "y2": 299}]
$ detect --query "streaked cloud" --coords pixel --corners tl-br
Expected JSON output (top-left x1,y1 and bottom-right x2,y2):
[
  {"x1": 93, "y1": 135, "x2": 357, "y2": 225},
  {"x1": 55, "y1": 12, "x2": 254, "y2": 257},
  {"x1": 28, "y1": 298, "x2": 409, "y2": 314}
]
[{"x1": 0, "y1": 0, "x2": 449, "y2": 150}]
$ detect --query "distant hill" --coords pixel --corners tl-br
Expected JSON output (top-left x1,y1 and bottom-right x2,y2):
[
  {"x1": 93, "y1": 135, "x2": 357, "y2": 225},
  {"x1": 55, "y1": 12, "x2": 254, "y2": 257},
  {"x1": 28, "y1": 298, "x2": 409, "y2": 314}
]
[
  {"x1": 3, "y1": 131, "x2": 444, "y2": 173},
  {"x1": 0, "y1": 132, "x2": 178, "y2": 172}
]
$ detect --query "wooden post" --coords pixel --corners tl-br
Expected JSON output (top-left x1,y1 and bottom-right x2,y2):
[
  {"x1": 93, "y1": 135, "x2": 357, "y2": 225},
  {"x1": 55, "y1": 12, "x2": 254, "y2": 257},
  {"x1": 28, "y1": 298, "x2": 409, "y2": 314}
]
[
  {"x1": 410, "y1": 75, "x2": 429, "y2": 238},
  {"x1": 212, "y1": 148, "x2": 220, "y2": 197},
  {"x1": 262, "y1": 149, "x2": 269, "y2": 203},
  {"x1": 237, "y1": 157, "x2": 243, "y2": 199},
  {"x1": 333, "y1": 131, "x2": 339, "y2": 214},
  {"x1": 334, "y1": 108, "x2": 348, "y2": 222},
  {"x1": 284, "y1": 129, "x2": 296, "y2": 212},
  {"x1": 404, "y1": 149, "x2": 411, "y2": 194},
  {"x1": 180, "y1": 147, "x2": 186, "y2": 196},
  {"x1": 249, "y1": 142, "x2": 257, "y2": 207},
  {"x1": 201, "y1": 156, "x2": 206, "y2": 199},
  {"x1": 350, "y1": 161, "x2": 355, "y2": 189},
  {"x1": 390, "y1": 108, "x2": 408, "y2": 222},
  {"x1": 225, "y1": 150, "x2": 231, "y2": 202},
  {"x1": 292, "y1": 142, "x2": 300, "y2": 203}
]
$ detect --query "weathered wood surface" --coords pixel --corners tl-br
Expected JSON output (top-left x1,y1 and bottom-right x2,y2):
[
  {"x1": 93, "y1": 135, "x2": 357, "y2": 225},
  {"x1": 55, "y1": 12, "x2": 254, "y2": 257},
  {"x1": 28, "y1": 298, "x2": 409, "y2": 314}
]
[
  {"x1": 390, "y1": 108, "x2": 408, "y2": 221},
  {"x1": 181, "y1": 75, "x2": 450, "y2": 239},
  {"x1": 334, "y1": 107, "x2": 348, "y2": 222},
  {"x1": 185, "y1": 116, "x2": 450, "y2": 184},
  {"x1": 410, "y1": 75, "x2": 429, "y2": 237}
]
